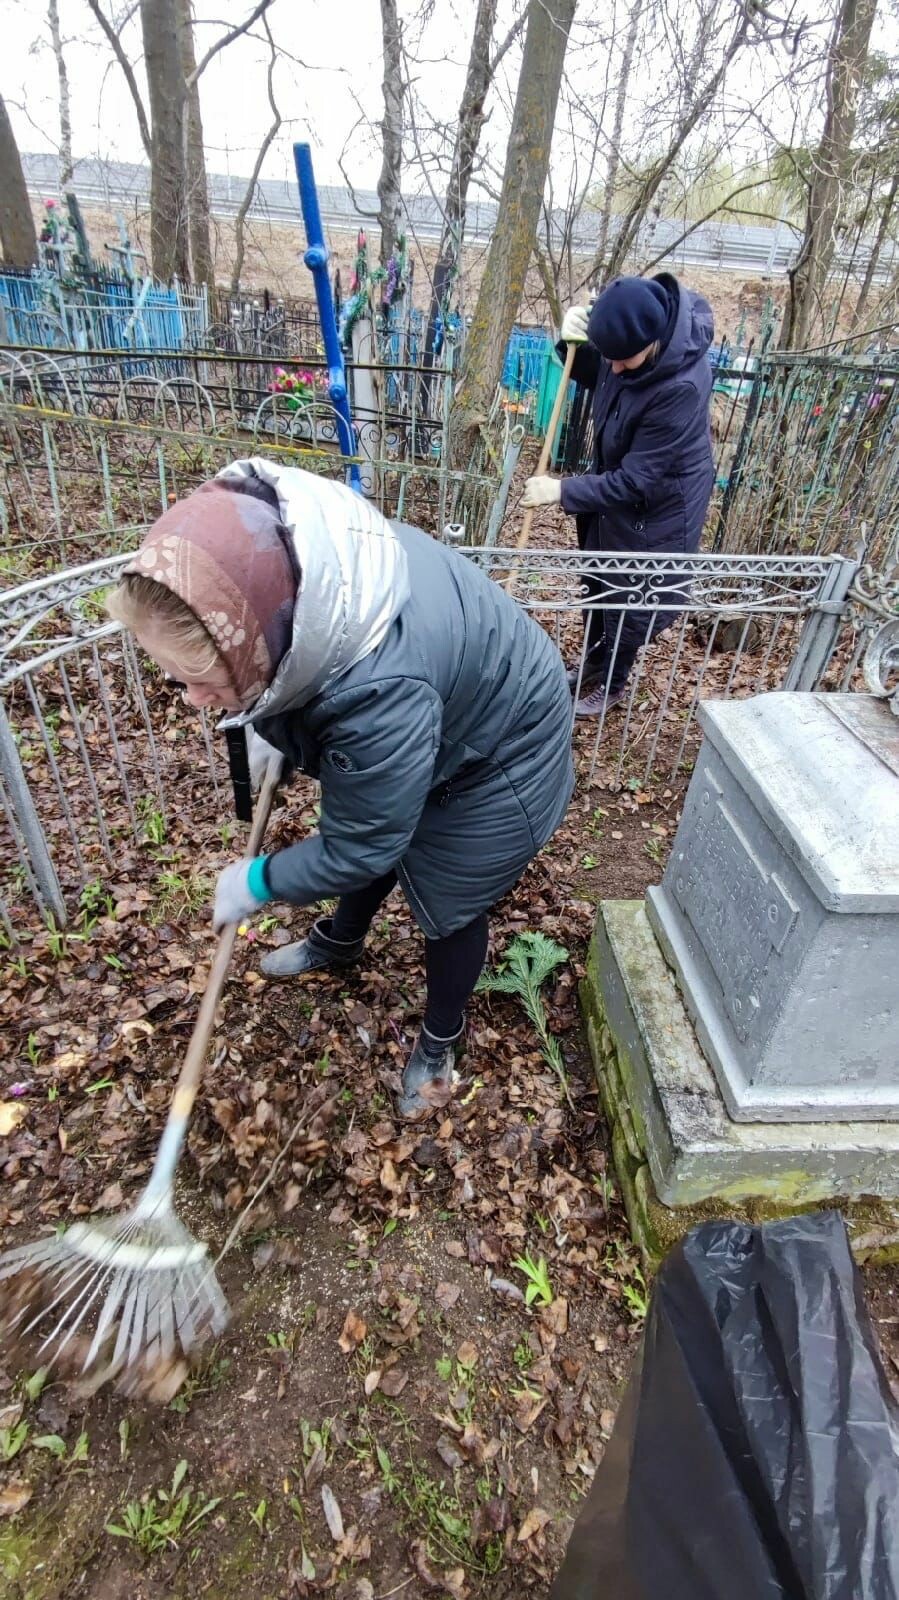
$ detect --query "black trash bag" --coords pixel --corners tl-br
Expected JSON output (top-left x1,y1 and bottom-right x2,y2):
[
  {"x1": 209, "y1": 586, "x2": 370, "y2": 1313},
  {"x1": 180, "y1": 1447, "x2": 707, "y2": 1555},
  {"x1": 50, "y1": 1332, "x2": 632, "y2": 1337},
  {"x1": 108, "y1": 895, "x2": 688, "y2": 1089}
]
[{"x1": 550, "y1": 1212, "x2": 899, "y2": 1600}]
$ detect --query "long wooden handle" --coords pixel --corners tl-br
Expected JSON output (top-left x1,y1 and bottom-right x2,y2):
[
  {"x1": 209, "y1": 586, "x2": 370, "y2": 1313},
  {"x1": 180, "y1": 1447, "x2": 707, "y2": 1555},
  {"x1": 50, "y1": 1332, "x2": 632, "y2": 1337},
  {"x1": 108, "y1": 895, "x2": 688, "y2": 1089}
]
[
  {"x1": 515, "y1": 340, "x2": 578, "y2": 555},
  {"x1": 504, "y1": 341, "x2": 577, "y2": 598},
  {"x1": 170, "y1": 756, "x2": 282, "y2": 1115}
]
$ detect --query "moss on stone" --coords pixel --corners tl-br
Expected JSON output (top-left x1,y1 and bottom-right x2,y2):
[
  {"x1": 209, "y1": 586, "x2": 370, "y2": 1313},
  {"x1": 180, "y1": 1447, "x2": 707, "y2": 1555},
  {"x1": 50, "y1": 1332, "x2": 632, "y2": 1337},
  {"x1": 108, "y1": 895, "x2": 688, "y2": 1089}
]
[{"x1": 582, "y1": 913, "x2": 899, "y2": 1270}]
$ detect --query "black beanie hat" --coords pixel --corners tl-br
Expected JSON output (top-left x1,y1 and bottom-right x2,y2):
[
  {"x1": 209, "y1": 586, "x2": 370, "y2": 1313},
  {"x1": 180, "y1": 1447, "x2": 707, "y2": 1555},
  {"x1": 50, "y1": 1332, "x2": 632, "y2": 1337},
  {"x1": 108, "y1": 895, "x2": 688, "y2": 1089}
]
[{"x1": 588, "y1": 276, "x2": 669, "y2": 360}]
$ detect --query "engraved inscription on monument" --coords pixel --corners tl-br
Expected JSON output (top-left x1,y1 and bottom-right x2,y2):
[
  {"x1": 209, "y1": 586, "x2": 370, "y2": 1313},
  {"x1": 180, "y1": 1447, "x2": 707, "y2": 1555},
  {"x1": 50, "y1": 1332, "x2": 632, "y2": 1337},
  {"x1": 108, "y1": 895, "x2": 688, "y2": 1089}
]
[{"x1": 670, "y1": 772, "x2": 799, "y2": 1046}]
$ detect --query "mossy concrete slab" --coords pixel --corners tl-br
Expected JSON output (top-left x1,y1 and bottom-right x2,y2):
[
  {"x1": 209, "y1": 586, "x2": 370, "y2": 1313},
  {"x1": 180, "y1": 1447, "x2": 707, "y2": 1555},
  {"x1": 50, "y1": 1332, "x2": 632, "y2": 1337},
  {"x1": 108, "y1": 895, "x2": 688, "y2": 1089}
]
[{"x1": 582, "y1": 900, "x2": 899, "y2": 1267}]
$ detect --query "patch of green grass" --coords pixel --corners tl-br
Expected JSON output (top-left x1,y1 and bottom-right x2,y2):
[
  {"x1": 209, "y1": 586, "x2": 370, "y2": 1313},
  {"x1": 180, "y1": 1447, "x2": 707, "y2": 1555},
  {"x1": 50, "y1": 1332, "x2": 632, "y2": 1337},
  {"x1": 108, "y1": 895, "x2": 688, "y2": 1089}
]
[
  {"x1": 248, "y1": 1498, "x2": 267, "y2": 1534},
  {"x1": 513, "y1": 1336, "x2": 534, "y2": 1373},
  {"x1": 137, "y1": 797, "x2": 167, "y2": 848},
  {"x1": 44, "y1": 916, "x2": 85, "y2": 961},
  {"x1": 511, "y1": 1252, "x2": 554, "y2": 1308},
  {"x1": 621, "y1": 1265, "x2": 649, "y2": 1321},
  {"x1": 644, "y1": 835, "x2": 665, "y2": 866},
  {"x1": 106, "y1": 1460, "x2": 221, "y2": 1556},
  {"x1": 0, "y1": 1422, "x2": 28, "y2": 1461},
  {"x1": 373, "y1": 1434, "x2": 500, "y2": 1575},
  {"x1": 78, "y1": 880, "x2": 116, "y2": 931},
  {"x1": 153, "y1": 868, "x2": 212, "y2": 924},
  {"x1": 265, "y1": 1329, "x2": 294, "y2": 1353}
]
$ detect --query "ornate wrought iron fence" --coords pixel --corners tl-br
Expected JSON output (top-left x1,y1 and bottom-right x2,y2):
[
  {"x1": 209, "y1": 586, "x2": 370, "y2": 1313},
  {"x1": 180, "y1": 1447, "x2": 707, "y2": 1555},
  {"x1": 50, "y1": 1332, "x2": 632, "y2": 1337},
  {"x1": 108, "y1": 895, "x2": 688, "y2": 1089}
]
[
  {"x1": 559, "y1": 353, "x2": 899, "y2": 575},
  {"x1": 0, "y1": 545, "x2": 865, "y2": 929},
  {"x1": 0, "y1": 352, "x2": 508, "y2": 579}
]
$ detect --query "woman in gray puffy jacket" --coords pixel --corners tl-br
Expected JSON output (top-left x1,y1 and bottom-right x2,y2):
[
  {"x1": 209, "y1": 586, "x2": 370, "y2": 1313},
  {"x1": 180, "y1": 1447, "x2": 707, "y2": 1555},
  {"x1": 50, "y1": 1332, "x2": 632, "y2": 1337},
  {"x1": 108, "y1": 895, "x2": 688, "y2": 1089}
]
[{"x1": 106, "y1": 461, "x2": 574, "y2": 1116}]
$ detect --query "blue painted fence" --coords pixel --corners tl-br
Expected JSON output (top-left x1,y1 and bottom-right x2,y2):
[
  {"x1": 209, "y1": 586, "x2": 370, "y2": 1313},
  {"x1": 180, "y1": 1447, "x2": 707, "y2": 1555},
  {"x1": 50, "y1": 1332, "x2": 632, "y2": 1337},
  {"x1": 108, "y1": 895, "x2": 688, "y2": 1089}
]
[{"x1": 0, "y1": 270, "x2": 208, "y2": 351}]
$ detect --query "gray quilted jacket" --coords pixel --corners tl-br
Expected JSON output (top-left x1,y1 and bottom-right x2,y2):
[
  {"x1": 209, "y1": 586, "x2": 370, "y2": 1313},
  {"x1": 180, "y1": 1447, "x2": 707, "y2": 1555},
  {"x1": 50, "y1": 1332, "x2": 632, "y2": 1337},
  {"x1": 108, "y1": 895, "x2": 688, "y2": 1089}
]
[{"x1": 220, "y1": 460, "x2": 573, "y2": 938}]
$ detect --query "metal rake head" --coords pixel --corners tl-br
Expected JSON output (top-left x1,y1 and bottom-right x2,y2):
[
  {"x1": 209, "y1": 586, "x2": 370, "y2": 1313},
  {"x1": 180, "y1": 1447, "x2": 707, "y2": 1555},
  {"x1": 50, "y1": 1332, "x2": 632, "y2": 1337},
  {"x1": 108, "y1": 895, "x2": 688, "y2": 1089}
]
[{"x1": 0, "y1": 1198, "x2": 228, "y2": 1391}]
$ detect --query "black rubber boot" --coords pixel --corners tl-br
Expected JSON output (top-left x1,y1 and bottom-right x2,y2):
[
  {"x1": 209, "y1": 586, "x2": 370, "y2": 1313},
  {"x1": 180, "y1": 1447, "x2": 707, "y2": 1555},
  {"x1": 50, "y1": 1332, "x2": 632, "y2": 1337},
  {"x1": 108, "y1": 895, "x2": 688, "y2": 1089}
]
[
  {"x1": 396, "y1": 1024, "x2": 463, "y2": 1118},
  {"x1": 260, "y1": 917, "x2": 366, "y2": 979}
]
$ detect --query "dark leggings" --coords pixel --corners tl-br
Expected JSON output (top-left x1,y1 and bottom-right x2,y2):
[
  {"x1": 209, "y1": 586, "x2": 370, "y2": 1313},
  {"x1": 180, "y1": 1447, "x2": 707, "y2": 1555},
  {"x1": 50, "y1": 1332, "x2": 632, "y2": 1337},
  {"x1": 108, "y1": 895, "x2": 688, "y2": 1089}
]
[{"x1": 330, "y1": 870, "x2": 489, "y2": 1039}]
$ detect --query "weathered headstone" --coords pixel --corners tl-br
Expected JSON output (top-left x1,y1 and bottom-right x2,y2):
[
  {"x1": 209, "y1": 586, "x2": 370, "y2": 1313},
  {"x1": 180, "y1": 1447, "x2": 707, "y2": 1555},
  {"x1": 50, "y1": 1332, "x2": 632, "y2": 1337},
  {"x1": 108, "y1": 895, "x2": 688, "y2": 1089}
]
[
  {"x1": 647, "y1": 693, "x2": 899, "y2": 1122},
  {"x1": 581, "y1": 691, "x2": 899, "y2": 1265}
]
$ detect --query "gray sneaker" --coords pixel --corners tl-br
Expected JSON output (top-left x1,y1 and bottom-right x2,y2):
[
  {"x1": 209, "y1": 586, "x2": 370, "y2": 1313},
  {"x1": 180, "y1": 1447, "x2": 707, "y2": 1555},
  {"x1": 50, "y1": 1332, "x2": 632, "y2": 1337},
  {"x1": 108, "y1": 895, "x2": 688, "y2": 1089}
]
[
  {"x1": 566, "y1": 663, "x2": 602, "y2": 696},
  {"x1": 574, "y1": 682, "x2": 627, "y2": 718}
]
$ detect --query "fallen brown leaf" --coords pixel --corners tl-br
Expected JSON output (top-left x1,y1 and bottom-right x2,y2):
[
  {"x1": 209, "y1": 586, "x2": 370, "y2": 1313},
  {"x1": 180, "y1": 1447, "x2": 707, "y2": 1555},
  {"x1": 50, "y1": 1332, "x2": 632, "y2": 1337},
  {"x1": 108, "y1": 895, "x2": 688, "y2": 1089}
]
[
  {"x1": 517, "y1": 1505, "x2": 552, "y2": 1542},
  {"x1": 337, "y1": 1310, "x2": 367, "y2": 1354},
  {"x1": 380, "y1": 1366, "x2": 408, "y2": 1396},
  {"x1": 0, "y1": 1103, "x2": 26, "y2": 1137},
  {"x1": 0, "y1": 1481, "x2": 32, "y2": 1517}
]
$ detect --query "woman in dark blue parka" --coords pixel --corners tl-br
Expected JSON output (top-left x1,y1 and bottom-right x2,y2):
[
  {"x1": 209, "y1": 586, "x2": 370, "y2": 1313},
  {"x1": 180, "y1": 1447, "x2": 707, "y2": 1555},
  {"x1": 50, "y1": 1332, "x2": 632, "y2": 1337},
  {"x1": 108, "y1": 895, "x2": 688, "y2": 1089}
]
[{"x1": 522, "y1": 274, "x2": 715, "y2": 716}]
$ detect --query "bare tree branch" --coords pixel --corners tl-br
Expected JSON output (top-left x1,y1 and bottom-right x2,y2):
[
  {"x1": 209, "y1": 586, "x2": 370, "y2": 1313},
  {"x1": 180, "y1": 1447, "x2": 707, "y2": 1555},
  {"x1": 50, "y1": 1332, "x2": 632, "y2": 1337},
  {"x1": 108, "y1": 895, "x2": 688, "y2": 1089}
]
[
  {"x1": 639, "y1": 177, "x2": 784, "y2": 273},
  {"x1": 488, "y1": 9, "x2": 527, "y2": 74},
  {"x1": 230, "y1": 13, "x2": 281, "y2": 294},
  {"x1": 85, "y1": 0, "x2": 151, "y2": 157},
  {"x1": 186, "y1": 0, "x2": 278, "y2": 88}
]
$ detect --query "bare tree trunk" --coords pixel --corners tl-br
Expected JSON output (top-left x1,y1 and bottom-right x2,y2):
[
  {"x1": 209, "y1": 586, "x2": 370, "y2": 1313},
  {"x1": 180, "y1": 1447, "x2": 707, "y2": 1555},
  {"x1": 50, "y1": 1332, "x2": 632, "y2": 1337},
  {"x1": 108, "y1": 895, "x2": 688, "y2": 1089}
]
[
  {"x1": 0, "y1": 94, "x2": 37, "y2": 267},
  {"x1": 424, "y1": 0, "x2": 499, "y2": 362},
  {"x1": 594, "y1": 0, "x2": 644, "y2": 280},
  {"x1": 176, "y1": 0, "x2": 212, "y2": 285},
  {"x1": 780, "y1": 0, "x2": 879, "y2": 349},
  {"x1": 376, "y1": 0, "x2": 404, "y2": 271},
  {"x1": 453, "y1": 0, "x2": 577, "y2": 453},
  {"x1": 47, "y1": 0, "x2": 74, "y2": 190},
  {"x1": 230, "y1": 20, "x2": 280, "y2": 296},
  {"x1": 849, "y1": 170, "x2": 897, "y2": 334},
  {"x1": 141, "y1": 0, "x2": 189, "y2": 280}
]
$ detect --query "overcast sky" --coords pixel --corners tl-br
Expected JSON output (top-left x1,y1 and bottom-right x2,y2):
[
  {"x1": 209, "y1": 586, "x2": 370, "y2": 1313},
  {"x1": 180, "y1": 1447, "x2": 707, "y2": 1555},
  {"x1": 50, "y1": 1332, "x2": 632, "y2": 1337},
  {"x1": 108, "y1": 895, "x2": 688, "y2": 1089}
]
[
  {"x1": 7, "y1": 0, "x2": 893, "y2": 213},
  {"x1": 6, "y1": 0, "x2": 501, "y2": 193}
]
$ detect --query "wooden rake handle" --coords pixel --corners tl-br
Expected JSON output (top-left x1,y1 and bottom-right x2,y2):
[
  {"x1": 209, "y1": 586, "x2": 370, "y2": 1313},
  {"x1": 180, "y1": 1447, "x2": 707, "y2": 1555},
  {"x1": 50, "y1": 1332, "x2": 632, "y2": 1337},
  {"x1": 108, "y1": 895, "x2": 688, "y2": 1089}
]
[
  {"x1": 505, "y1": 340, "x2": 577, "y2": 594},
  {"x1": 170, "y1": 755, "x2": 282, "y2": 1121}
]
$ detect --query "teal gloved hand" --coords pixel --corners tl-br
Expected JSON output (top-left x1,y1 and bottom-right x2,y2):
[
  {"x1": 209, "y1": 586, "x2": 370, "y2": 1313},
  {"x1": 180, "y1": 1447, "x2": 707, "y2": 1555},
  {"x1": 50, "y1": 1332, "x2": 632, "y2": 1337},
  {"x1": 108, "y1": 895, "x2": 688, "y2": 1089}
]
[{"x1": 212, "y1": 856, "x2": 273, "y2": 931}]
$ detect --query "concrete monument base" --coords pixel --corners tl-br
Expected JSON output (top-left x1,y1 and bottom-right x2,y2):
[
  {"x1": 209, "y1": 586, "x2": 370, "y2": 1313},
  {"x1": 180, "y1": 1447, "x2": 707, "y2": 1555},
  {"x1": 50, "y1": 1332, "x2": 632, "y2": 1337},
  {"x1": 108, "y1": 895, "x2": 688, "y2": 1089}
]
[{"x1": 583, "y1": 900, "x2": 899, "y2": 1266}]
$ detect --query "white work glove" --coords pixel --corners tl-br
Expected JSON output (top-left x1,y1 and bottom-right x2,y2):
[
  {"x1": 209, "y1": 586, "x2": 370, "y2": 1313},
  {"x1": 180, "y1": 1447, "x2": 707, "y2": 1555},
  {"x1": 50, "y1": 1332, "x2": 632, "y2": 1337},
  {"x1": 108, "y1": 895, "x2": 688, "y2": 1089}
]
[
  {"x1": 212, "y1": 859, "x2": 269, "y2": 931},
  {"x1": 247, "y1": 729, "x2": 282, "y2": 792},
  {"x1": 522, "y1": 475, "x2": 562, "y2": 510},
  {"x1": 560, "y1": 305, "x2": 589, "y2": 344}
]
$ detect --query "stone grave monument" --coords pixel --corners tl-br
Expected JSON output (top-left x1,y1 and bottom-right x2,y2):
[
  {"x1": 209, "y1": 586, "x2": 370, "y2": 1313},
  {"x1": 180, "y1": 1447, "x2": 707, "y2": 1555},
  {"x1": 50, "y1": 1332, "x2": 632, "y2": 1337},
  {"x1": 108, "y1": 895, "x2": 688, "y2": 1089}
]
[{"x1": 582, "y1": 689, "x2": 899, "y2": 1265}]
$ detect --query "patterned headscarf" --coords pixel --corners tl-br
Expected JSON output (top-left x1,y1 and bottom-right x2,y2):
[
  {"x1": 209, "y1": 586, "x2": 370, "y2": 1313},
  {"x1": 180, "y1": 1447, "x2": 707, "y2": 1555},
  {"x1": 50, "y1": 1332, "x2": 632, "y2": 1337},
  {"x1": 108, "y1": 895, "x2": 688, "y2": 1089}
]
[{"x1": 124, "y1": 480, "x2": 297, "y2": 706}]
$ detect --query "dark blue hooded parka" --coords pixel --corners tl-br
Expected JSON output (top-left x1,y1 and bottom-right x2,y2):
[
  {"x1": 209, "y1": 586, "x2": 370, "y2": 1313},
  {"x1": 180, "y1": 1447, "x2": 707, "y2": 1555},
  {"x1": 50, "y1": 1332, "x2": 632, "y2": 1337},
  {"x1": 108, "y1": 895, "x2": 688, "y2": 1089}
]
[{"x1": 558, "y1": 273, "x2": 715, "y2": 686}]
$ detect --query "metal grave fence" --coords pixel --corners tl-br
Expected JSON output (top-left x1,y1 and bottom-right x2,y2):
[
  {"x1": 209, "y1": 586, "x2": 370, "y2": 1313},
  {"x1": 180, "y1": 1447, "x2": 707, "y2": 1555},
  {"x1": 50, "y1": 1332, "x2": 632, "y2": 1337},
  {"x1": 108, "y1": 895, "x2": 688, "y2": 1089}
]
[
  {"x1": 561, "y1": 352, "x2": 899, "y2": 576},
  {"x1": 0, "y1": 544, "x2": 874, "y2": 930},
  {"x1": 0, "y1": 350, "x2": 511, "y2": 579}
]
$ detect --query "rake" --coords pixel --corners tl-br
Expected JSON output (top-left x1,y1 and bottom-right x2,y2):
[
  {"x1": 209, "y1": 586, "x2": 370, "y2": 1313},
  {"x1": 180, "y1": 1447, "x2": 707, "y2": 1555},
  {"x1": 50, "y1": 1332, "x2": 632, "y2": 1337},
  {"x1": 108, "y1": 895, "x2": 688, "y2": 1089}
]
[{"x1": 0, "y1": 757, "x2": 281, "y2": 1390}]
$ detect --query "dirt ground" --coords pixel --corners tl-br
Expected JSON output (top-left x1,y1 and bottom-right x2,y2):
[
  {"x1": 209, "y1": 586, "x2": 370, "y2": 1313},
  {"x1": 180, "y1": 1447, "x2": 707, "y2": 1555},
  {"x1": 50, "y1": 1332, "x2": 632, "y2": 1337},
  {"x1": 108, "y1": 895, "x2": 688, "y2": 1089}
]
[
  {"x1": 0, "y1": 472, "x2": 896, "y2": 1596},
  {"x1": 0, "y1": 686, "x2": 663, "y2": 1599},
  {"x1": 2, "y1": 703, "x2": 897, "y2": 1597}
]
